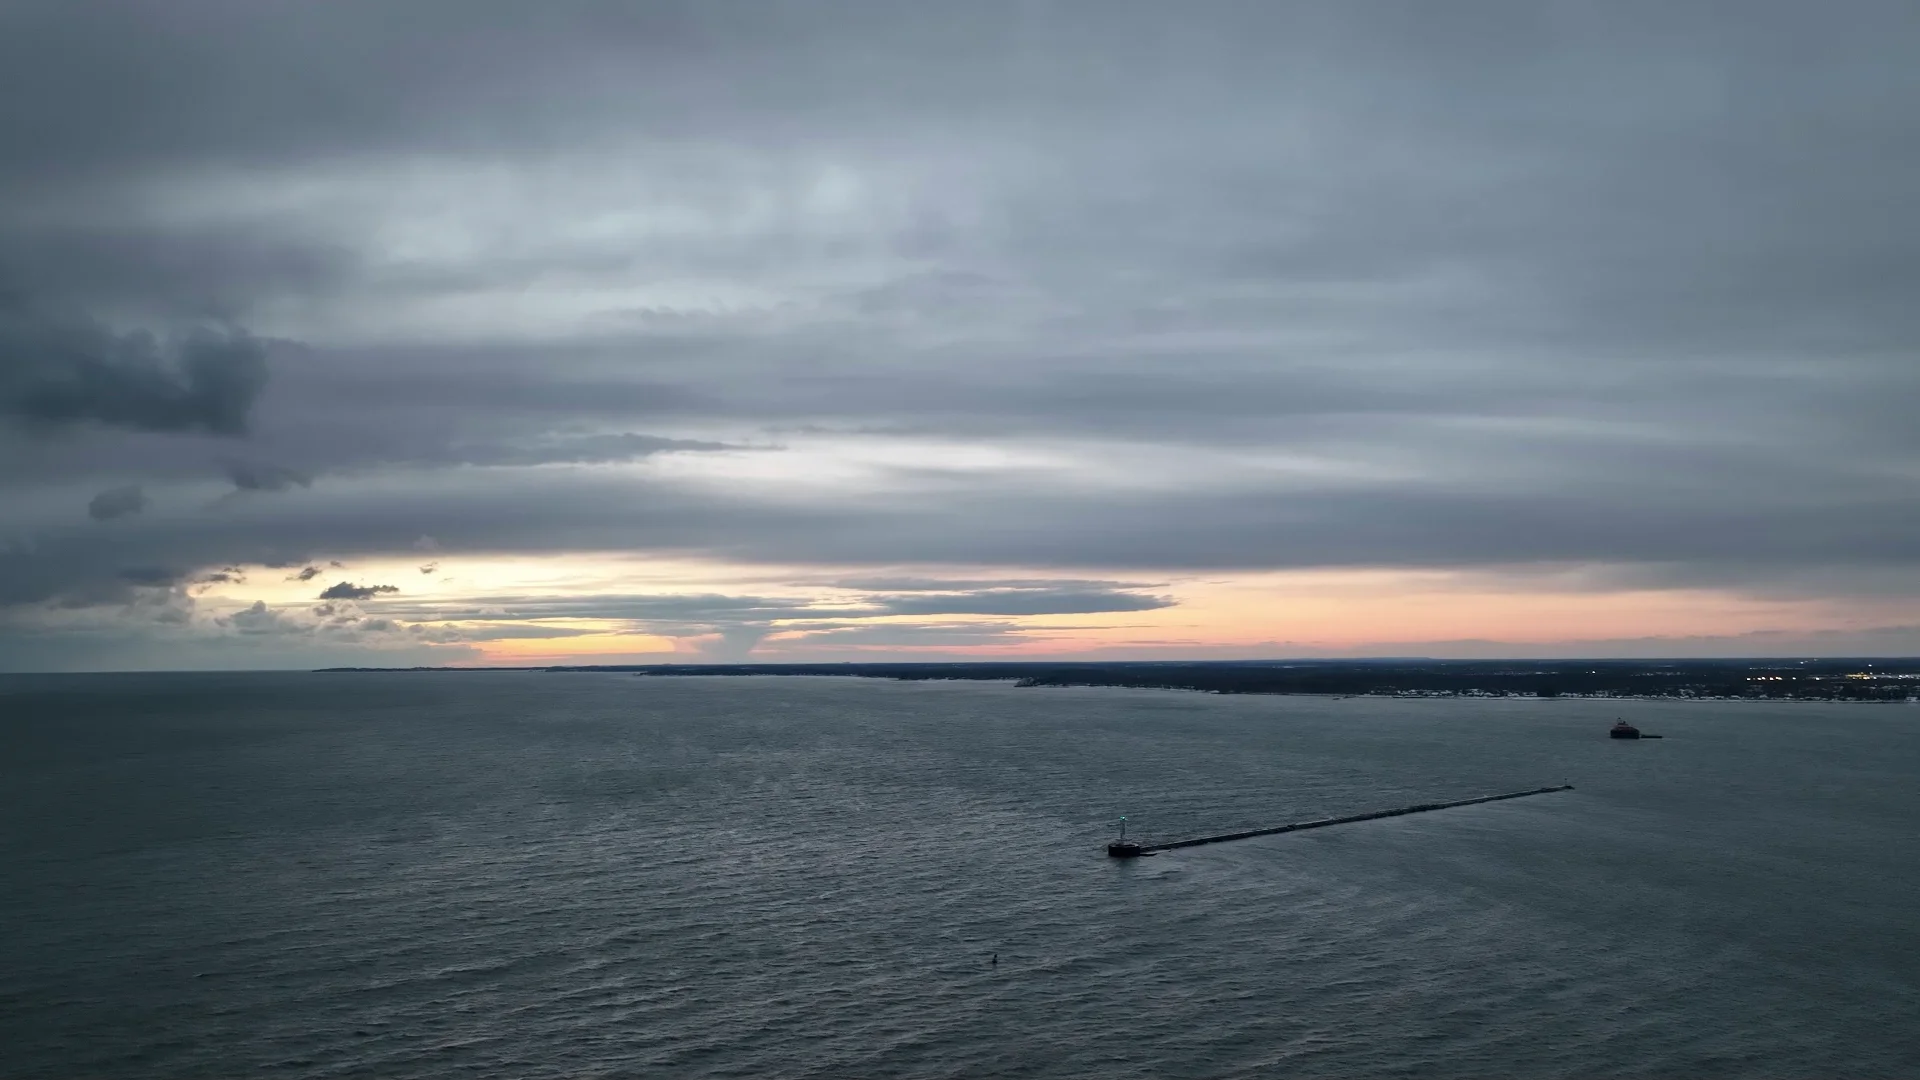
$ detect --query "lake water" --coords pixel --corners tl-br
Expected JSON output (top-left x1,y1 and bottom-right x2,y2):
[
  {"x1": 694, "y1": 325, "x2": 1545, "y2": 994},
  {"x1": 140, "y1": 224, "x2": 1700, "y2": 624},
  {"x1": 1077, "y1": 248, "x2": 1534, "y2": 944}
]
[{"x1": 3, "y1": 672, "x2": 1916, "y2": 1077}]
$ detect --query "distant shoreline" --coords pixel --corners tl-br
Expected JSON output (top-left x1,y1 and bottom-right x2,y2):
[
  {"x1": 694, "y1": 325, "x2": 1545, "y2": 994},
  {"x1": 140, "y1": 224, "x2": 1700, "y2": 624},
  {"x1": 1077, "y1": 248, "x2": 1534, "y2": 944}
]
[{"x1": 314, "y1": 658, "x2": 1920, "y2": 704}]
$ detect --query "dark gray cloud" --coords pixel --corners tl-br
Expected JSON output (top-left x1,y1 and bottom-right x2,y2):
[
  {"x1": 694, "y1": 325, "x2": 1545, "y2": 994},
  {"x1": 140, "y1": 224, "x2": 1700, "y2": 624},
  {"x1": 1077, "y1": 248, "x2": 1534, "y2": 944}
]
[
  {"x1": 222, "y1": 599, "x2": 288, "y2": 635},
  {"x1": 86, "y1": 483, "x2": 145, "y2": 520},
  {"x1": 0, "y1": 218, "x2": 357, "y2": 319},
  {"x1": 115, "y1": 565, "x2": 179, "y2": 586},
  {"x1": 0, "y1": 293, "x2": 269, "y2": 436},
  {"x1": 223, "y1": 460, "x2": 311, "y2": 492},
  {"x1": 318, "y1": 581, "x2": 398, "y2": 601}
]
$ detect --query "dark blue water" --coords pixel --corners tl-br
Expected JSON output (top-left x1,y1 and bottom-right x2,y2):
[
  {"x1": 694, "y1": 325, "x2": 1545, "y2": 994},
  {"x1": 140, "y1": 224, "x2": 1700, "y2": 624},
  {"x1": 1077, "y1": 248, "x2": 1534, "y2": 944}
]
[{"x1": 3, "y1": 673, "x2": 1917, "y2": 1077}]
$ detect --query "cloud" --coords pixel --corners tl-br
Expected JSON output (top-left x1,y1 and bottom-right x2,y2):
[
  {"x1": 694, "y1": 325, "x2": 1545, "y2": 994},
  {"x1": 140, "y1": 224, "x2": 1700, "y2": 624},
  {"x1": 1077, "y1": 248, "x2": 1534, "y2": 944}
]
[
  {"x1": 291, "y1": 565, "x2": 323, "y2": 581},
  {"x1": 698, "y1": 624, "x2": 772, "y2": 662},
  {"x1": 318, "y1": 581, "x2": 398, "y2": 601},
  {"x1": 0, "y1": 215, "x2": 358, "y2": 319},
  {"x1": 116, "y1": 566, "x2": 180, "y2": 586},
  {"x1": 869, "y1": 586, "x2": 1172, "y2": 617},
  {"x1": 221, "y1": 599, "x2": 294, "y2": 635},
  {"x1": 223, "y1": 460, "x2": 311, "y2": 492},
  {"x1": 771, "y1": 620, "x2": 1040, "y2": 649},
  {"x1": 443, "y1": 432, "x2": 733, "y2": 468},
  {"x1": 358, "y1": 578, "x2": 1169, "y2": 662},
  {"x1": 87, "y1": 484, "x2": 146, "y2": 521},
  {"x1": 829, "y1": 576, "x2": 1164, "y2": 593},
  {"x1": 379, "y1": 591, "x2": 854, "y2": 627},
  {"x1": 0, "y1": 294, "x2": 269, "y2": 436},
  {"x1": 404, "y1": 621, "x2": 597, "y2": 643},
  {"x1": 7, "y1": 2, "x2": 1920, "y2": 666},
  {"x1": 377, "y1": 580, "x2": 1172, "y2": 626}
]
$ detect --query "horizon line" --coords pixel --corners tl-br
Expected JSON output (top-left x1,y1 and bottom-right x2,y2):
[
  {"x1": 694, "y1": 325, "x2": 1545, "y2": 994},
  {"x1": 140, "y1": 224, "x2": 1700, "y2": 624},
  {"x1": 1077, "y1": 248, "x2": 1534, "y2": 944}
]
[{"x1": 6, "y1": 655, "x2": 1920, "y2": 676}]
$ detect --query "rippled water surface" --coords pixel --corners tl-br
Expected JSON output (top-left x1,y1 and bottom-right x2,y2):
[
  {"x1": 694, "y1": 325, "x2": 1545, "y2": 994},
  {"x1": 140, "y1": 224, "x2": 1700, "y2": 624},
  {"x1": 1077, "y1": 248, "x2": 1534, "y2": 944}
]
[{"x1": 3, "y1": 672, "x2": 1917, "y2": 1078}]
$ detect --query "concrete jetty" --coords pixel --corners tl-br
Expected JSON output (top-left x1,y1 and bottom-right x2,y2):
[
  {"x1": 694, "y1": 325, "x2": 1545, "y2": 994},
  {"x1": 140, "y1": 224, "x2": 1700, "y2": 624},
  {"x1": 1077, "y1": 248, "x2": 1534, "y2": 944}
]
[{"x1": 1110, "y1": 784, "x2": 1574, "y2": 857}]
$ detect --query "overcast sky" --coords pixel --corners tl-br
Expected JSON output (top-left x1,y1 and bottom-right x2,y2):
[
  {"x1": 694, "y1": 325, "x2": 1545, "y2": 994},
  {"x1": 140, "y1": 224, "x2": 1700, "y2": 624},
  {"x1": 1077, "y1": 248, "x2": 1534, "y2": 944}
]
[{"x1": 4, "y1": 0, "x2": 1919, "y2": 670}]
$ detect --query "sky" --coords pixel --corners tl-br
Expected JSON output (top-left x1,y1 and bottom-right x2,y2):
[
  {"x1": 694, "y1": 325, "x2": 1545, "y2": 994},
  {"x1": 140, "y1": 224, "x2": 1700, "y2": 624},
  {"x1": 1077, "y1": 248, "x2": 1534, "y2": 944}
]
[{"x1": 3, "y1": 0, "x2": 1920, "y2": 671}]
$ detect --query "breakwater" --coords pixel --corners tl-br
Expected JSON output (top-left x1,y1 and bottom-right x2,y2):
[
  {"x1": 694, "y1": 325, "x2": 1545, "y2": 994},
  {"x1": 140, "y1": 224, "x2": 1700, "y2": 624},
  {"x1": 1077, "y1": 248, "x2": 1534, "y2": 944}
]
[{"x1": 1113, "y1": 784, "x2": 1574, "y2": 857}]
